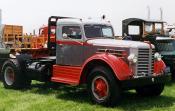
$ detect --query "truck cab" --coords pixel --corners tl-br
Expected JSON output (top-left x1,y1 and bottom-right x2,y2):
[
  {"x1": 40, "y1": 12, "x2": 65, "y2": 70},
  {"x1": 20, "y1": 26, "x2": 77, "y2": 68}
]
[
  {"x1": 1, "y1": 16, "x2": 170, "y2": 106},
  {"x1": 122, "y1": 18, "x2": 175, "y2": 79}
]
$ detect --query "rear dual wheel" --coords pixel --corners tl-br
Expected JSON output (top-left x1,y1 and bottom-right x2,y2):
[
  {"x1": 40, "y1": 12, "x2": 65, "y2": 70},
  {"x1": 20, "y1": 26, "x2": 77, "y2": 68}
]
[
  {"x1": 2, "y1": 59, "x2": 31, "y2": 89},
  {"x1": 4, "y1": 66, "x2": 15, "y2": 86},
  {"x1": 87, "y1": 66, "x2": 121, "y2": 107}
]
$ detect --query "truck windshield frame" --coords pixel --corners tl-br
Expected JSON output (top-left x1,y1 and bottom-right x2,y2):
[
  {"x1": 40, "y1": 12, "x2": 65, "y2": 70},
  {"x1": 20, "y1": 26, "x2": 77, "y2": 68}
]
[
  {"x1": 84, "y1": 24, "x2": 114, "y2": 38},
  {"x1": 144, "y1": 22, "x2": 164, "y2": 36}
]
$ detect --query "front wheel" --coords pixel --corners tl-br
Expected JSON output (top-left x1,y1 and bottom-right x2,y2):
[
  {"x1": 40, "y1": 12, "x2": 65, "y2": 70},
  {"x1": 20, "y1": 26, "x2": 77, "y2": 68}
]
[
  {"x1": 87, "y1": 66, "x2": 121, "y2": 107},
  {"x1": 136, "y1": 84, "x2": 164, "y2": 97}
]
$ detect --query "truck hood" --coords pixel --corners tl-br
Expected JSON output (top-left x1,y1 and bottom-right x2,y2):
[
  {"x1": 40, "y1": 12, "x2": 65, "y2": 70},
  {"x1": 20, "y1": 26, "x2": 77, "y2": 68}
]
[{"x1": 87, "y1": 39, "x2": 154, "y2": 49}]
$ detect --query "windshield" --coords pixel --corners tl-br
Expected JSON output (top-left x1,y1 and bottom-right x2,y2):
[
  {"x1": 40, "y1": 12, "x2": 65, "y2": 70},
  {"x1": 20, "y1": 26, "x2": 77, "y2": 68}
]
[
  {"x1": 145, "y1": 22, "x2": 165, "y2": 35},
  {"x1": 84, "y1": 25, "x2": 114, "y2": 38},
  {"x1": 145, "y1": 22, "x2": 153, "y2": 34},
  {"x1": 157, "y1": 40, "x2": 175, "y2": 51}
]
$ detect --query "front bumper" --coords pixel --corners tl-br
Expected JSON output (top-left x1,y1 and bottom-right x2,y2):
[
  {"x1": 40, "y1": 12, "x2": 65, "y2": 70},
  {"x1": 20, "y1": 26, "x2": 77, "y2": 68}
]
[{"x1": 120, "y1": 73, "x2": 171, "y2": 90}]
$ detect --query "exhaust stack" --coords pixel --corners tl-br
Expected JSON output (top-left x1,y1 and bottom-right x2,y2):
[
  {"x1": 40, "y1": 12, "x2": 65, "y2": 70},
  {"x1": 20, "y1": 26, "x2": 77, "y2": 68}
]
[
  {"x1": 147, "y1": 6, "x2": 150, "y2": 20},
  {"x1": 160, "y1": 8, "x2": 163, "y2": 20}
]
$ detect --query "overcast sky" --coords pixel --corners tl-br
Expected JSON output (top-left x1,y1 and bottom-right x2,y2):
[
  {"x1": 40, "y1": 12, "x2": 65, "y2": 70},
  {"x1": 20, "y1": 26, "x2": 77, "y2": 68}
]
[{"x1": 0, "y1": 0, "x2": 174, "y2": 35}]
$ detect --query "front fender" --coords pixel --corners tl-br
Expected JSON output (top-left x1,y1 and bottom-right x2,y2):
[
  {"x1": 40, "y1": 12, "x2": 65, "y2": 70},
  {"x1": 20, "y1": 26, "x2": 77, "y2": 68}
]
[
  {"x1": 154, "y1": 60, "x2": 166, "y2": 75},
  {"x1": 81, "y1": 53, "x2": 132, "y2": 80}
]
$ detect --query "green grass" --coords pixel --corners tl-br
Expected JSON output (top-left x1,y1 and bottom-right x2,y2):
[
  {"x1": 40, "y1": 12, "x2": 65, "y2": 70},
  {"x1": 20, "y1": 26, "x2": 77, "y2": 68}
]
[{"x1": 0, "y1": 81, "x2": 175, "y2": 111}]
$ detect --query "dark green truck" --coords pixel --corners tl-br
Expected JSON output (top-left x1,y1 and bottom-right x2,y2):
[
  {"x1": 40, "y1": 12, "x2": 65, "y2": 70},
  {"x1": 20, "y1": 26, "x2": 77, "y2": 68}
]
[{"x1": 122, "y1": 18, "x2": 175, "y2": 79}]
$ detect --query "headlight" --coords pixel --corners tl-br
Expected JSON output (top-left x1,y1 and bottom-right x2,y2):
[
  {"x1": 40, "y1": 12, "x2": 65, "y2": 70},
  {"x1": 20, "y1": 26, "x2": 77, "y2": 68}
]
[
  {"x1": 154, "y1": 52, "x2": 162, "y2": 61},
  {"x1": 127, "y1": 54, "x2": 137, "y2": 63}
]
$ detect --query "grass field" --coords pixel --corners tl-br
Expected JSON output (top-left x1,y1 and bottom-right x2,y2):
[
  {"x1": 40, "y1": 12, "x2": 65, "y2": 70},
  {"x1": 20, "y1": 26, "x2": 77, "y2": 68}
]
[{"x1": 0, "y1": 81, "x2": 175, "y2": 111}]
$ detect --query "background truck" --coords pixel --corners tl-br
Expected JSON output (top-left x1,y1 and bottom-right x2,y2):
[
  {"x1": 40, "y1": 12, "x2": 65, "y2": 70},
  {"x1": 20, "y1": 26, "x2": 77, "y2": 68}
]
[
  {"x1": 1, "y1": 24, "x2": 55, "y2": 49},
  {"x1": 0, "y1": 24, "x2": 52, "y2": 59},
  {"x1": 122, "y1": 18, "x2": 175, "y2": 79},
  {"x1": 1, "y1": 16, "x2": 170, "y2": 106}
]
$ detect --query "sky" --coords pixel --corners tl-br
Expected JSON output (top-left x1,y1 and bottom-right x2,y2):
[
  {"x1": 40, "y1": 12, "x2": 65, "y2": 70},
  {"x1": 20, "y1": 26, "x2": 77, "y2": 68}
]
[{"x1": 0, "y1": 0, "x2": 174, "y2": 35}]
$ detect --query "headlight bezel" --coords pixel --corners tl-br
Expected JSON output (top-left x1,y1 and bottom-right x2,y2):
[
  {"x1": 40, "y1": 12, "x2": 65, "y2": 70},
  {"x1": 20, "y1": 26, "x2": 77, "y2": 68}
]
[
  {"x1": 154, "y1": 52, "x2": 162, "y2": 61},
  {"x1": 127, "y1": 54, "x2": 138, "y2": 63}
]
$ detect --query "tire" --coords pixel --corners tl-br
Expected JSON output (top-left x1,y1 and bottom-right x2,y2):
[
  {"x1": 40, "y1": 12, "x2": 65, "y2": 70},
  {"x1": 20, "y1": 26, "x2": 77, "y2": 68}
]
[
  {"x1": 87, "y1": 66, "x2": 121, "y2": 107},
  {"x1": 1, "y1": 59, "x2": 31, "y2": 89},
  {"x1": 136, "y1": 84, "x2": 164, "y2": 97}
]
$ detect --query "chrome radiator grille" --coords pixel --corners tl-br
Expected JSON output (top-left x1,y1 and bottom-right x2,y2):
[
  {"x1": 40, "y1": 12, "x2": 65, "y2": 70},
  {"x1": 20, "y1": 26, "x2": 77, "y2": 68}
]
[{"x1": 137, "y1": 48, "x2": 154, "y2": 76}]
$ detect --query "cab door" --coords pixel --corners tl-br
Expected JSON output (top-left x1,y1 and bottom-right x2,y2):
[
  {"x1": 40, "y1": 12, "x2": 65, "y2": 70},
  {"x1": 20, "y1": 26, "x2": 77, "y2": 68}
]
[{"x1": 56, "y1": 25, "x2": 84, "y2": 66}]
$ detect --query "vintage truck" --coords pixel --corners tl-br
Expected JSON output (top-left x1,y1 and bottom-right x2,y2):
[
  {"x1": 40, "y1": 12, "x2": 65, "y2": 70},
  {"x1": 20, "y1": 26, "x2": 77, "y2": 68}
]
[
  {"x1": 0, "y1": 16, "x2": 170, "y2": 106},
  {"x1": 122, "y1": 18, "x2": 175, "y2": 79}
]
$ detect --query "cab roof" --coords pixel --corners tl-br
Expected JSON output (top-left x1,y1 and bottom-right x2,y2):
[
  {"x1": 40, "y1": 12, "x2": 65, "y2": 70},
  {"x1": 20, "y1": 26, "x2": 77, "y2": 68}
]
[
  {"x1": 57, "y1": 18, "x2": 112, "y2": 26},
  {"x1": 123, "y1": 18, "x2": 166, "y2": 25}
]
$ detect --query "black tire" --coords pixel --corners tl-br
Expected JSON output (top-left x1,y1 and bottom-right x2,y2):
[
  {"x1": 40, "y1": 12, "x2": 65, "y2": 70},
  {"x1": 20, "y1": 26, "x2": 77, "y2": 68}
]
[
  {"x1": 87, "y1": 66, "x2": 121, "y2": 107},
  {"x1": 136, "y1": 84, "x2": 164, "y2": 97},
  {"x1": 1, "y1": 59, "x2": 31, "y2": 89}
]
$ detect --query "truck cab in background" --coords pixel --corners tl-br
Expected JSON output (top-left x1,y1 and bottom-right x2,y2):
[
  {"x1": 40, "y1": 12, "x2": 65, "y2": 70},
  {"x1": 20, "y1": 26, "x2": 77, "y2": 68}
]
[
  {"x1": 122, "y1": 18, "x2": 175, "y2": 79},
  {"x1": 1, "y1": 16, "x2": 170, "y2": 106}
]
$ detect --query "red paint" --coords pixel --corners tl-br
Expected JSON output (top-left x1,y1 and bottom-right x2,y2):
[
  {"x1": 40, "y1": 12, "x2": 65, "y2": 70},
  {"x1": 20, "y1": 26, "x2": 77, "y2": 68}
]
[
  {"x1": 31, "y1": 26, "x2": 56, "y2": 48},
  {"x1": 56, "y1": 40, "x2": 93, "y2": 46},
  {"x1": 56, "y1": 40, "x2": 83, "y2": 46},
  {"x1": 39, "y1": 26, "x2": 56, "y2": 37},
  {"x1": 94, "y1": 78, "x2": 108, "y2": 98},
  {"x1": 51, "y1": 53, "x2": 131, "y2": 85},
  {"x1": 51, "y1": 65, "x2": 82, "y2": 85},
  {"x1": 81, "y1": 53, "x2": 132, "y2": 81},
  {"x1": 154, "y1": 60, "x2": 166, "y2": 75},
  {"x1": 121, "y1": 51, "x2": 128, "y2": 57}
]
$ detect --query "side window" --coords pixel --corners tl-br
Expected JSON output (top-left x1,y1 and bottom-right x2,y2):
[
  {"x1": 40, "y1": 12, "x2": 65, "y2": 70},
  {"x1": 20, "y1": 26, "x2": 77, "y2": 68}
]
[
  {"x1": 128, "y1": 25, "x2": 140, "y2": 35},
  {"x1": 62, "y1": 26, "x2": 82, "y2": 39}
]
